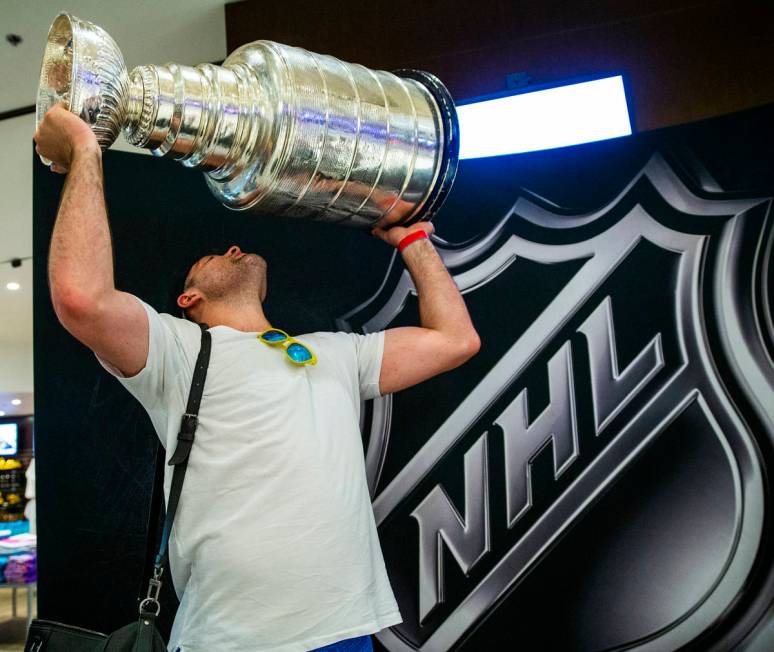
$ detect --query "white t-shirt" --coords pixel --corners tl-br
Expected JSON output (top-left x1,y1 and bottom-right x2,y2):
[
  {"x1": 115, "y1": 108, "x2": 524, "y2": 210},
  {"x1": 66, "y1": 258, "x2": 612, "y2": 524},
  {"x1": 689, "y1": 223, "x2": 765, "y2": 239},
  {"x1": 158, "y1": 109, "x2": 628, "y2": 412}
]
[{"x1": 100, "y1": 299, "x2": 402, "y2": 651}]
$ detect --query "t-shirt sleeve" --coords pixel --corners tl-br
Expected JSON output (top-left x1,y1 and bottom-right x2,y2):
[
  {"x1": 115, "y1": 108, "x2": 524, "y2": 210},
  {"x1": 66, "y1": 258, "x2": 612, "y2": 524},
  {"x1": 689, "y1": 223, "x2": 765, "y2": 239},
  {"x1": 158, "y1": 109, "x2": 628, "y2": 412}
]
[
  {"x1": 347, "y1": 330, "x2": 385, "y2": 401},
  {"x1": 96, "y1": 297, "x2": 198, "y2": 441}
]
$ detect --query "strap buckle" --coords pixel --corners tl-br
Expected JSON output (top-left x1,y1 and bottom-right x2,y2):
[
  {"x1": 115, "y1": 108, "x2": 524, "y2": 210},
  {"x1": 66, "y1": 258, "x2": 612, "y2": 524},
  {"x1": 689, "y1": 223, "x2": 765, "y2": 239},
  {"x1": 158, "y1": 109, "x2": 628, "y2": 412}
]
[
  {"x1": 169, "y1": 413, "x2": 198, "y2": 465},
  {"x1": 179, "y1": 413, "x2": 199, "y2": 439}
]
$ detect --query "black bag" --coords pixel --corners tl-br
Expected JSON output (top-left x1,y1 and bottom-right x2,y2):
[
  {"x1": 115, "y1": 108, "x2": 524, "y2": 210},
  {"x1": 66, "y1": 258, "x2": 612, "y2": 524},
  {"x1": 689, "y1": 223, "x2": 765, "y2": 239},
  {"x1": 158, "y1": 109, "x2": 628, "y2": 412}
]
[
  {"x1": 25, "y1": 618, "x2": 167, "y2": 652},
  {"x1": 25, "y1": 326, "x2": 212, "y2": 652}
]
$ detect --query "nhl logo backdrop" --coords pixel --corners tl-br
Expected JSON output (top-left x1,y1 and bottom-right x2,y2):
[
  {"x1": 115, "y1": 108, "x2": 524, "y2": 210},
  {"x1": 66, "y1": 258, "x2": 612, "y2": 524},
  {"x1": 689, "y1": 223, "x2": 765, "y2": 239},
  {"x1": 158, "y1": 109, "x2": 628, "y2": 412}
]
[
  {"x1": 339, "y1": 113, "x2": 774, "y2": 651},
  {"x1": 32, "y1": 103, "x2": 774, "y2": 649}
]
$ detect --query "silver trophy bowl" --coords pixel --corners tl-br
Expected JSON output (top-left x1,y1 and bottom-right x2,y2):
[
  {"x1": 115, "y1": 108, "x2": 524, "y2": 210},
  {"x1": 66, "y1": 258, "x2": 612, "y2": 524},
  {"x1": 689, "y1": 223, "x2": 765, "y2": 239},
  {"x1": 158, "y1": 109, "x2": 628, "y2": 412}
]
[
  {"x1": 36, "y1": 13, "x2": 459, "y2": 228},
  {"x1": 36, "y1": 14, "x2": 128, "y2": 153}
]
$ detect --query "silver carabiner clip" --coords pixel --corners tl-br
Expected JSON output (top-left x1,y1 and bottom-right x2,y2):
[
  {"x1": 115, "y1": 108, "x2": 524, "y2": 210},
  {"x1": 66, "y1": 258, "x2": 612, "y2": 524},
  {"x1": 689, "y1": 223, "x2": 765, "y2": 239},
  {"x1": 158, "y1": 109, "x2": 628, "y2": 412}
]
[{"x1": 139, "y1": 575, "x2": 163, "y2": 616}]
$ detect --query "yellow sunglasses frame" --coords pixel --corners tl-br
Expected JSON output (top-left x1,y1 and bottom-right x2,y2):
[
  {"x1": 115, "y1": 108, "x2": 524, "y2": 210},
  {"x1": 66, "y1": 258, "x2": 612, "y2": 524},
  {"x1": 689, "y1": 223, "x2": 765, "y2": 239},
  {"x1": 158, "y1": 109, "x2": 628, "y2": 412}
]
[{"x1": 257, "y1": 328, "x2": 318, "y2": 366}]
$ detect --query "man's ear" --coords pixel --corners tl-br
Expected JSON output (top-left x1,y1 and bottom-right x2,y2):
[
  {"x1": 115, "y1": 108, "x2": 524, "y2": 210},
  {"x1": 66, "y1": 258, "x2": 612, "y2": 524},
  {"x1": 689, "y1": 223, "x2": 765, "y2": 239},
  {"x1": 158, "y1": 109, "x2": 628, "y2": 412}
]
[{"x1": 177, "y1": 289, "x2": 203, "y2": 310}]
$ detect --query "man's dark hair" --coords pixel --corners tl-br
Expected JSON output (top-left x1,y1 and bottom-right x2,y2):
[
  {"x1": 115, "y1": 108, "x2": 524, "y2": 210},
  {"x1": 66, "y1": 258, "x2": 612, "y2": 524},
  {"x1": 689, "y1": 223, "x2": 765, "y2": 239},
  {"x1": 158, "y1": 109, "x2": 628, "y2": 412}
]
[
  {"x1": 167, "y1": 262, "x2": 193, "y2": 318},
  {"x1": 167, "y1": 249, "x2": 215, "y2": 319}
]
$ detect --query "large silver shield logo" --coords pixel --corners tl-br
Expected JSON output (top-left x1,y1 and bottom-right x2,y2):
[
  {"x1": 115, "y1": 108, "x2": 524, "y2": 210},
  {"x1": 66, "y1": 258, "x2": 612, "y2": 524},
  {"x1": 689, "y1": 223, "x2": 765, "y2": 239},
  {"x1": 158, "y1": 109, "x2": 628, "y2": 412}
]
[{"x1": 338, "y1": 154, "x2": 774, "y2": 651}]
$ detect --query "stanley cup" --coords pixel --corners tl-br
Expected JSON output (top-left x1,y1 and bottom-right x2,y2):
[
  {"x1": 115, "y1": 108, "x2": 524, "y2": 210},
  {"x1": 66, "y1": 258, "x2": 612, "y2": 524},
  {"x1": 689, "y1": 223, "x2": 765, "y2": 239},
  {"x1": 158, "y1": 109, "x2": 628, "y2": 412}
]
[{"x1": 36, "y1": 13, "x2": 459, "y2": 228}]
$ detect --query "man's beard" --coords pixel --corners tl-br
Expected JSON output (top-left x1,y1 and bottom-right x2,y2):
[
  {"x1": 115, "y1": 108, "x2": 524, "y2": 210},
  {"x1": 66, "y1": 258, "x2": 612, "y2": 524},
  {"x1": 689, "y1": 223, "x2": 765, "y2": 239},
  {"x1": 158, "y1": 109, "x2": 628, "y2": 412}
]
[{"x1": 202, "y1": 258, "x2": 264, "y2": 306}]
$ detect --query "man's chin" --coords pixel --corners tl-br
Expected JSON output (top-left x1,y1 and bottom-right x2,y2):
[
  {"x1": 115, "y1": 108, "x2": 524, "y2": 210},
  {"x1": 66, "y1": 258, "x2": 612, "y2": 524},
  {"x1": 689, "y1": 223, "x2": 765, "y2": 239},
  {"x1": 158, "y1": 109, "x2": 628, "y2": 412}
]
[{"x1": 241, "y1": 253, "x2": 267, "y2": 269}]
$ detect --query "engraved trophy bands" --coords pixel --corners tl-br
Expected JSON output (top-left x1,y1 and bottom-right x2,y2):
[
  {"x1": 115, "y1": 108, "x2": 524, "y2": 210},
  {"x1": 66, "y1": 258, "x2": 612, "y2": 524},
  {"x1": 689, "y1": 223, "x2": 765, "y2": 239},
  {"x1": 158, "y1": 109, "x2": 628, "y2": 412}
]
[{"x1": 36, "y1": 13, "x2": 459, "y2": 228}]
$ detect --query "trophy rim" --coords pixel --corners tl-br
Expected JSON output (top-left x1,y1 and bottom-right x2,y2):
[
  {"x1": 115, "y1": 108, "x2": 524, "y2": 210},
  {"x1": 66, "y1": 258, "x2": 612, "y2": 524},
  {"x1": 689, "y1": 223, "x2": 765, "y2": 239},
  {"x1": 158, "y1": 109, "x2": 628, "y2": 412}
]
[
  {"x1": 394, "y1": 69, "x2": 460, "y2": 226},
  {"x1": 36, "y1": 12, "x2": 128, "y2": 153},
  {"x1": 36, "y1": 13, "x2": 76, "y2": 129}
]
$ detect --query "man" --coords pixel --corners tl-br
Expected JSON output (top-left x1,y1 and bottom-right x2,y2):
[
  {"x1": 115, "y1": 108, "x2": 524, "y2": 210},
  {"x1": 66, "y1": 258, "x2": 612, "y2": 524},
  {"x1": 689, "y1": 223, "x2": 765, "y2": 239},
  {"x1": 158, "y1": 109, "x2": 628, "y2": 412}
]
[{"x1": 34, "y1": 104, "x2": 480, "y2": 652}]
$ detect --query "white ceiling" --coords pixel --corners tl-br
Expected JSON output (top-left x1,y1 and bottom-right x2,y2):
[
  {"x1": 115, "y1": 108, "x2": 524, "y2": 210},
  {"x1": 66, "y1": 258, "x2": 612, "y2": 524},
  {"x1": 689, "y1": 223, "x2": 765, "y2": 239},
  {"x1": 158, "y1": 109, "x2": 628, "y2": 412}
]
[
  {"x1": 1, "y1": 0, "x2": 228, "y2": 113},
  {"x1": 0, "y1": 113, "x2": 34, "y2": 322},
  {"x1": 0, "y1": 392, "x2": 33, "y2": 418},
  {"x1": 0, "y1": 0, "x2": 228, "y2": 401},
  {"x1": 0, "y1": 252, "x2": 33, "y2": 344}
]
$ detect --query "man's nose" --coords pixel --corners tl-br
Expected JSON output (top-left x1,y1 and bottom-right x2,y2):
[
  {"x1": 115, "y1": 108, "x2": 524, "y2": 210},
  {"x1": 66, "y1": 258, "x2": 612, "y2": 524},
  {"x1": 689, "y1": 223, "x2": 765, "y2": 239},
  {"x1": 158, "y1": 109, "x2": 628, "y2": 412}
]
[{"x1": 226, "y1": 245, "x2": 242, "y2": 257}]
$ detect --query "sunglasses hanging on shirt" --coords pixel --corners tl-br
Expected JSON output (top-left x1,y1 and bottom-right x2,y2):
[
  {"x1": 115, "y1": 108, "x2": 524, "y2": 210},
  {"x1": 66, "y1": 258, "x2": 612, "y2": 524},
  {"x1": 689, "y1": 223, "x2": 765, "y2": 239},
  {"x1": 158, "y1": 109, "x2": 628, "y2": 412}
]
[{"x1": 258, "y1": 329, "x2": 317, "y2": 366}]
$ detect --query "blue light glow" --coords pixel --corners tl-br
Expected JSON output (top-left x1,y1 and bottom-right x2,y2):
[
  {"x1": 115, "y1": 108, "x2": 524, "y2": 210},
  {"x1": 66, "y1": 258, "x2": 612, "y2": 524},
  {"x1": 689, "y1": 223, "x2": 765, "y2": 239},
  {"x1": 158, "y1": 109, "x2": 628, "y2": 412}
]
[{"x1": 457, "y1": 76, "x2": 632, "y2": 159}]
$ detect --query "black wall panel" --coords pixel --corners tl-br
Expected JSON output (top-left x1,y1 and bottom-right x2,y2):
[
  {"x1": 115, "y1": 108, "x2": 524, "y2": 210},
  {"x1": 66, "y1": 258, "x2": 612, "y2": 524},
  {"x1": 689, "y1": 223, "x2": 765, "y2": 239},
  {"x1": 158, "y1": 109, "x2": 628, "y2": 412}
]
[{"x1": 33, "y1": 105, "x2": 774, "y2": 649}]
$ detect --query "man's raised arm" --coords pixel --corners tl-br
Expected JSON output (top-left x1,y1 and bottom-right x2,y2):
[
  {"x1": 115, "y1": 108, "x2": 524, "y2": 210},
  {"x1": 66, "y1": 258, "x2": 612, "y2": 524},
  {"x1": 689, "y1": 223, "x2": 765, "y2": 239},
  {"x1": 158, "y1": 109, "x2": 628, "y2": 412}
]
[
  {"x1": 372, "y1": 223, "x2": 480, "y2": 395},
  {"x1": 35, "y1": 104, "x2": 149, "y2": 376}
]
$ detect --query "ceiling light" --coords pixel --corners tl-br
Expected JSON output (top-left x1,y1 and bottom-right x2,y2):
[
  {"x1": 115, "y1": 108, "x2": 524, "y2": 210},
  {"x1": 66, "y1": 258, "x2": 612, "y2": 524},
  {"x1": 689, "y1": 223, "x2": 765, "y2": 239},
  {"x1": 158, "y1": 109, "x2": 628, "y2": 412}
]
[
  {"x1": 5, "y1": 282, "x2": 20, "y2": 291},
  {"x1": 457, "y1": 75, "x2": 632, "y2": 159},
  {"x1": 10, "y1": 399, "x2": 21, "y2": 406}
]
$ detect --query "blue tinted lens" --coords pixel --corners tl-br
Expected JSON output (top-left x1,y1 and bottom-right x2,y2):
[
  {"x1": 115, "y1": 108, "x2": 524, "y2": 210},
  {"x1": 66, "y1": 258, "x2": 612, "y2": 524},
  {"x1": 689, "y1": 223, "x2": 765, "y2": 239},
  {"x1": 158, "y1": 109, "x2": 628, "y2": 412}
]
[
  {"x1": 287, "y1": 343, "x2": 312, "y2": 363},
  {"x1": 262, "y1": 330, "x2": 287, "y2": 342}
]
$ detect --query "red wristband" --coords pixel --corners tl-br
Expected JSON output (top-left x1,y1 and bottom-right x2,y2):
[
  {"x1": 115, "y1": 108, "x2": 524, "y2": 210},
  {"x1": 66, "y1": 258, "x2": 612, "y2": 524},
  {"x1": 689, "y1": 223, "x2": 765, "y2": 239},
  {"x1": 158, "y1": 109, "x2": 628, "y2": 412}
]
[{"x1": 397, "y1": 230, "x2": 429, "y2": 252}]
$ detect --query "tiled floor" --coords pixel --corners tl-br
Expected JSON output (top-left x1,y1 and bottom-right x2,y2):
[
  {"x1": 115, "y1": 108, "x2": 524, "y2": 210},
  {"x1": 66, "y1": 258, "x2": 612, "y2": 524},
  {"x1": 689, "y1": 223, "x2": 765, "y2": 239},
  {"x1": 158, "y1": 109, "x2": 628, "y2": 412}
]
[{"x1": 0, "y1": 585, "x2": 35, "y2": 651}]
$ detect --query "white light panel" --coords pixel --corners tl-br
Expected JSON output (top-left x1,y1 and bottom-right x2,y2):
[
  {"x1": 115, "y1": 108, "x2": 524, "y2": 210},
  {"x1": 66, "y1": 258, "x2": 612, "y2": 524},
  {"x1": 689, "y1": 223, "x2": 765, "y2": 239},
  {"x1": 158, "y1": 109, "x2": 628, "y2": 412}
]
[{"x1": 457, "y1": 76, "x2": 632, "y2": 159}]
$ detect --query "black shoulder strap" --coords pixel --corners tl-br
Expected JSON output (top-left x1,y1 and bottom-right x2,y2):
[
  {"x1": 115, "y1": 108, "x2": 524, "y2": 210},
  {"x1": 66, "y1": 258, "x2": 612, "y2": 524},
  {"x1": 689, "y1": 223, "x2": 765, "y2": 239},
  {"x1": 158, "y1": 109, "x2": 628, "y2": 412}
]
[{"x1": 139, "y1": 324, "x2": 212, "y2": 616}]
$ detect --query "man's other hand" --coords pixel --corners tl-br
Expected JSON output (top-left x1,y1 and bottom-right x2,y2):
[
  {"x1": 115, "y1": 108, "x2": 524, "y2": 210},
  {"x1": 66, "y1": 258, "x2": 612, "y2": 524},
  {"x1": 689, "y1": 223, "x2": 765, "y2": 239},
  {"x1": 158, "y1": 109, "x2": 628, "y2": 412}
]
[
  {"x1": 33, "y1": 103, "x2": 99, "y2": 174},
  {"x1": 371, "y1": 221, "x2": 434, "y2": 248}
]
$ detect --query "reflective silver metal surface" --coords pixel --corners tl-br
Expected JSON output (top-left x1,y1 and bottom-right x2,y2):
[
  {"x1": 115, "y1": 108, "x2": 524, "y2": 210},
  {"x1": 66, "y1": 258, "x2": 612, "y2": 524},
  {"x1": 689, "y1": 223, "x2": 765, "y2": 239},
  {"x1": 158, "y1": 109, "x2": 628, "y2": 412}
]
[
  {"x1": 36, "y1": 13, "x2": 459, "y2": 228},
  {"x1": 36, "y1": 14, "x2": 128, "y2": 154}
]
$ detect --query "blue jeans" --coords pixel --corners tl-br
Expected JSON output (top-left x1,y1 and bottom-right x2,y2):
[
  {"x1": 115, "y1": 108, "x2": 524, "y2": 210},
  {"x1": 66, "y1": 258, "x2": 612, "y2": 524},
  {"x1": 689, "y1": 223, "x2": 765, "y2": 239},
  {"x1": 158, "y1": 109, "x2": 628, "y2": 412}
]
[
  {"x1": 176, "y1": 635, "x2": 372, "y2": 651},
  {"x1": 311, "y1": 635, "x2": 373, "y2": 651}
]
